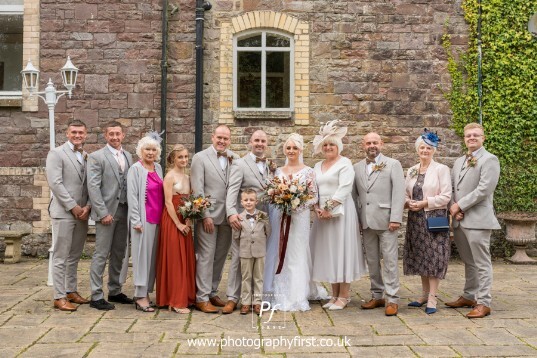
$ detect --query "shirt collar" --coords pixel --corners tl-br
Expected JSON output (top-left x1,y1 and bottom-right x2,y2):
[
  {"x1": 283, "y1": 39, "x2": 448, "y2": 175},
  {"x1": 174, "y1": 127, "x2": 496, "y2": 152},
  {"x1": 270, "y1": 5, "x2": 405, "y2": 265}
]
[
  {"x1": 471, "y1": 147, "x2": 484, "y2": 157},
  {"x1": 367, "y1": 154, "x2": 382, "y2": 164},
  {"x1": 107, "y1": 144, "x2": 122, "y2": 155},
  {"x1": 67, "y1": 141, "x2": 75, "y2": 151}
]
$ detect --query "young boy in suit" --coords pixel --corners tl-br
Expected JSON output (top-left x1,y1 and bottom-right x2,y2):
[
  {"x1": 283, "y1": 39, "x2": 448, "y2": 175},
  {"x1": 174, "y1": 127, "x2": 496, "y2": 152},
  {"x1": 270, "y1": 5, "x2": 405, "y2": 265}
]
[{"x1": 232, "y1": 188, "x2": 271, "y2": 315}]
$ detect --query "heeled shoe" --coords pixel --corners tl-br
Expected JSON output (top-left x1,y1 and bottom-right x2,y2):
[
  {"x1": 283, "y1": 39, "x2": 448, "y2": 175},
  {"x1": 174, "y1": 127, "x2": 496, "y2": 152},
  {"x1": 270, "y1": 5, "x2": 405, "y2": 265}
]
[
  {"x1": 329, "y1": 297, "x2": 350, "y2": 310},
  {"x1": 134, "y1": 298, "x2": 155, "y2": 312},
  {"x1": 322, "y1": 297, "x2": 337, "y2": 309},
  {"x1": 169, "y1": 306, "x2": 190, "y2": 314},
  {"x1": 425, "y1": 294, "x2": 438, "y2": 315}
]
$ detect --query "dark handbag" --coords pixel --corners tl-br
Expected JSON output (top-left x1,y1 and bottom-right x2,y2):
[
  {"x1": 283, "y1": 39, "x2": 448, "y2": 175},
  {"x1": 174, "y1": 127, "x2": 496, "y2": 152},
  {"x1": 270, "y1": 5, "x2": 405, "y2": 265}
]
[{"x1": 426, "y1": 216, "x2": 449, "y2": 233}]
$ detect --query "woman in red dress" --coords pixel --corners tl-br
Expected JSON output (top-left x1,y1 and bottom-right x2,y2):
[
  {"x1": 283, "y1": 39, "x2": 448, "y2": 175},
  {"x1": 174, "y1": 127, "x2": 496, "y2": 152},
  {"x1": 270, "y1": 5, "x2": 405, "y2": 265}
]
[{"x1": 156, "y1": 145, "x2": 196, "y2": 313}]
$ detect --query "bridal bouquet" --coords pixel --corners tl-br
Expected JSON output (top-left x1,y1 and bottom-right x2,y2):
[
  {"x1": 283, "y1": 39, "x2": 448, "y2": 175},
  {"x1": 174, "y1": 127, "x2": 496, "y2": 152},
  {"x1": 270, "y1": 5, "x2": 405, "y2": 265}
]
[
  {"x1": 177, "y1": 195, "x2": 212, "y2": 220},
  {"x1": 262, "y1": 176, "x2": 314, "y2": 215}
]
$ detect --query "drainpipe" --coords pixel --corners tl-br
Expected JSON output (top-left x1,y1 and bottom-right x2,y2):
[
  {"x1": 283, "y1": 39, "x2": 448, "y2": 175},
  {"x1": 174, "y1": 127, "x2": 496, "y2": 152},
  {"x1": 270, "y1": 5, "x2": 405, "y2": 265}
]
[
  {"x1": 160, "y1": 0, "x2": 169, "y2": 169},
  {"x1": 195, "y1": 0, "x2": 212, "y2": 153},
  {"x1": 477, "y1": 0, "x2": 483, "y2": 125}
]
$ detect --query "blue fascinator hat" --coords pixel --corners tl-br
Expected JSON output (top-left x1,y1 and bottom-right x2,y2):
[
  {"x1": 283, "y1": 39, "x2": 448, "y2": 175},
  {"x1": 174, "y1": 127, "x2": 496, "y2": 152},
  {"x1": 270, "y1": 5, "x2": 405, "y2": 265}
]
[{"x1": 421, "y1": 128, "x2": 440, "y2": 148}]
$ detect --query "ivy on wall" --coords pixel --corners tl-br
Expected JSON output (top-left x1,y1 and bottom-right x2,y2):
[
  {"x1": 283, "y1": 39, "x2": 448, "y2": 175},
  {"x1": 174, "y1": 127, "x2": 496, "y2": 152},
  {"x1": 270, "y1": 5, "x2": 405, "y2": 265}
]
[{"x1": 443, "y1": 0, "x2": 537, "y2": 213}]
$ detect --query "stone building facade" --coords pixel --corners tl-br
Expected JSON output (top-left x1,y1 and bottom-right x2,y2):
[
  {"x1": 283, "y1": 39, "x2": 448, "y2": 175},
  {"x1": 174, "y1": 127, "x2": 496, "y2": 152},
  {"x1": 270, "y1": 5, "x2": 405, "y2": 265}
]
[{"x1": 0, "y1": 0, "x2": 468, "y2": 256}]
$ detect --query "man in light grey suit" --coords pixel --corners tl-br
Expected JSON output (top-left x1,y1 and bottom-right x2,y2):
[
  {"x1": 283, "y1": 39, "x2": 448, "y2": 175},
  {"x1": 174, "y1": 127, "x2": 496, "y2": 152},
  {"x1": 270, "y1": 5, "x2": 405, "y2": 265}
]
[
  {"x1": 447, "y1": 123, "x2": 500, "y2": 318},
  {"x1": 46, "y1": 120, "x2": 91, "y2": 311},
  {"x1": 191, "y1": 125, "x2": 239, "y2": 313},
  {"x1": 225, "y1": 130, "x2": 273, "y2": 314},
  {"x1": 353, "y1": 132, "x2": 405, "y2": 316},
  {"x1": 87, "y1": 121, "x2": 134, "y2": 310}
]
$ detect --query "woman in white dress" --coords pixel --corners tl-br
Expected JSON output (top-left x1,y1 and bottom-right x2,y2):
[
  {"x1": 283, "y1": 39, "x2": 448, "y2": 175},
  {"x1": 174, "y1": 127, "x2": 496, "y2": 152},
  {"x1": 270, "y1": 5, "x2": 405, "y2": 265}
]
[
  {"x1": 267, "y1": 133, "x2": 326, "y2": 311},
  {"x1": 311, "y1": 121, "x2": 368, "y2": 310}
]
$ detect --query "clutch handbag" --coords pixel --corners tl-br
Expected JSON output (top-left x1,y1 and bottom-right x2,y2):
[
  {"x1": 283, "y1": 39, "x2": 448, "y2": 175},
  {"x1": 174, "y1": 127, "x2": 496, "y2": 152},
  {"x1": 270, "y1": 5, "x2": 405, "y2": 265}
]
[
  {"x1": 426, "y1": 216, "x2": 449, "y2": 233},
  {"x1": 320, "y1": 196, "x2": 344, "y2": 217}
]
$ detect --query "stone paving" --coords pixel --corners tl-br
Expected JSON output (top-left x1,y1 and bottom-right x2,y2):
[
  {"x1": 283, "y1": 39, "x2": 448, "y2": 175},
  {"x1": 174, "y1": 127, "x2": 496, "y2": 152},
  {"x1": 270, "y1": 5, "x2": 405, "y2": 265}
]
[{"x1": 1, "y1": 258, "x2": 537, "y2": 357}]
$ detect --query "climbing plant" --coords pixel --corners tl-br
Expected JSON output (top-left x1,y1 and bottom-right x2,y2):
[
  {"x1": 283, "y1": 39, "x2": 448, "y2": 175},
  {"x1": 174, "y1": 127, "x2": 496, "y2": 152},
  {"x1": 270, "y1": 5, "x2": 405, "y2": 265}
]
[{"x1": 443, "y1": 0, "x2": 537, "y2": 213}]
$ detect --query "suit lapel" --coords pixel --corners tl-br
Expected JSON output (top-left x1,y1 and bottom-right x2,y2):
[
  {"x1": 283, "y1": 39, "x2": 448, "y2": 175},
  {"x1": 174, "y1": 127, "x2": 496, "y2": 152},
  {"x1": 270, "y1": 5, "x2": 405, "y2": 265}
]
[
  {"x1": 206, "y1": 148, "x2": 227, "y2": 183},
  {"x1": 367, "y1": 154, "x2": 384, "y2": 190},
  {"x1": 244, "y1": 154, "x2": 265, "y2": 187},
  {"x1": 63, "y1": 143, "x2": 84, "y2": 181},
  {"x1": 104, "y1": 148, "x2": 121, "y2": 183}
]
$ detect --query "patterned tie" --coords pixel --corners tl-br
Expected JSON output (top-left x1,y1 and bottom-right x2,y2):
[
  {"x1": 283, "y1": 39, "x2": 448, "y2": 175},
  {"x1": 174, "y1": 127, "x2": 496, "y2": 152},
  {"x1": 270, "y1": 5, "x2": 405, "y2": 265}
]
[
  {"x1": 246, "y1": 213, "x2": 257, "y2": 220},
  {"x1": 116, "y1": 150, "x2": 126, "y2": 172},
  {"x1": 72, "y1": 147, "x2": 83, "y2": 154},
  {"x1": 217, "y1": 151, "x2": 228, "y2": 158},
  {"x1": 366, "y1": 158, "x2": 376, "y2": 164},
  {"x1": 255, "y1": 156, "x2": 267, "y2": 163}
]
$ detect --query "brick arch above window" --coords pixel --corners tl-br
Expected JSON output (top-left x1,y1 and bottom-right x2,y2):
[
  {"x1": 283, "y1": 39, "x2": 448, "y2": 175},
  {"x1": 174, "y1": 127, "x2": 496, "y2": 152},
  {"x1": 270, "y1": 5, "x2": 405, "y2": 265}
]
[{"x1": 219, "y1": 11, "x2": 310, "y2": 125}]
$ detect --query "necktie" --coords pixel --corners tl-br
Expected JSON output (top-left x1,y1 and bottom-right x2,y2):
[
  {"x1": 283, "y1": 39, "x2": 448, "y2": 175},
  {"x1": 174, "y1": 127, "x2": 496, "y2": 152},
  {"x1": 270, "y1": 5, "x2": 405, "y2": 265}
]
[
  {"x1": 116, "y1": 151, "x2": 126, "y2": 172},
  {"x1": 217, "y1": 151, "x2": 228, "y2": 158},
  {"x1": 255, "y1": 157, "x2": 267, "y2": 163},
  {"x1": 246, "y1": 214, "x2": 257, "y2": 220}
]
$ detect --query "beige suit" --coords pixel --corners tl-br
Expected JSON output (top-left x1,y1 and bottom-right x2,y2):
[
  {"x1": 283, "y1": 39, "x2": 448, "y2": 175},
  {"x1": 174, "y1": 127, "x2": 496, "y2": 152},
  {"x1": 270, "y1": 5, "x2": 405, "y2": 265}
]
[
  {"x1": 233, "y1": 210, "x2": 271, "y2": 305},
  {"x1": 353, "y1": 154, "x2": 405, "y2": 303},
  {"x1": 46, "y1": 142, "x2": 89, "y2": 299},
  {"x1": 225, "y1": 153, "x2": 272, "y2": 302},
  {"x1": 191, "y1": 146, "x2": 239, "y2": 303},
  {"x1": 451, "y1": 146, "x2": 500, "y2": 306}
]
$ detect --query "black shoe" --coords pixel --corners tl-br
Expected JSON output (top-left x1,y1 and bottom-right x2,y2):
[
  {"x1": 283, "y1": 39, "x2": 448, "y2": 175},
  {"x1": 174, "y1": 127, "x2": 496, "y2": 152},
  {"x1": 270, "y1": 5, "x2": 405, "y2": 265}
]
[
  {"x1": 90, "y1": 299, "x2": 115, "y2": 311},
  {"x1": 108, "y1": 293, "x2": 134, "y2": 304}
]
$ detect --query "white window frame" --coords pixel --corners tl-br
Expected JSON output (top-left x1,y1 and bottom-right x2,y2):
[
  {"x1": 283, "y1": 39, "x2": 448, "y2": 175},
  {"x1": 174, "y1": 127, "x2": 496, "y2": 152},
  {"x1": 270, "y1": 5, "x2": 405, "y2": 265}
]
[
  {"x1": 233, "y1": 29, "x2": 294, "y2": 112},
  {"x1": 0, "y1": 3, "x2": 24, "y2": 99}
]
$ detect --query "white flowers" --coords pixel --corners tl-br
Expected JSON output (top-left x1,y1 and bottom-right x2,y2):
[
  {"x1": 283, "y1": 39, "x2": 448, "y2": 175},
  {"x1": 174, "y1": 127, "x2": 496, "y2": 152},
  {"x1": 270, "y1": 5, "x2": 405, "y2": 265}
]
[
  {"x1": 291, "y1": 198, "x2": 301, "y2": 209},
  {"x1": 289, "y1": 185, "x2": 298, "y2": 193}
]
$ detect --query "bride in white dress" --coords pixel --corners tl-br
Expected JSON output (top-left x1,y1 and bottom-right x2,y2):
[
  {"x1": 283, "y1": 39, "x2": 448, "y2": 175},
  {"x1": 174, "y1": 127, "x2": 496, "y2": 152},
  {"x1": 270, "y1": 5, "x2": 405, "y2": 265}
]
[{"x1": 266, "y1": 133, "x2": 327, "y2": 311}]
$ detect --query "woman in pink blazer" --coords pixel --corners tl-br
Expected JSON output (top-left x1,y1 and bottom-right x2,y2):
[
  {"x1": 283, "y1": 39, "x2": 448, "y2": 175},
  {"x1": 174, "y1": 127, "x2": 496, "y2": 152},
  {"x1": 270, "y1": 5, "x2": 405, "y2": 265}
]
[{"x1": 403, "y1": 130, "x2": 452, "y2": 315}]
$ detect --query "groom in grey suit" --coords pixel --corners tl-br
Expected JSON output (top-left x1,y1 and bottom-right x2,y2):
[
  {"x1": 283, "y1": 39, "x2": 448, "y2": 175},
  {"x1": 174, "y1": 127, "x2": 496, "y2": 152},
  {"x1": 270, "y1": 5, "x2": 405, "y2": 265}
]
[
  {"x1": 447, "y1": 123, "x2": 500, "y2": 318},
  {"x1": 191, "y1": 125, "x2": 239, "y2": 313},
  {"x1": 46, "y1": 120, "x2": 91, "y2": 311},
  {"x1": 353, "y1": 132, "x2": 405, "y2": 316},
  {"x1": 87, "y1": 121, "x2": 134, "y2": 310},
  {"x1": 225, "y1": 130, "x2": 273, "y2": 314}
]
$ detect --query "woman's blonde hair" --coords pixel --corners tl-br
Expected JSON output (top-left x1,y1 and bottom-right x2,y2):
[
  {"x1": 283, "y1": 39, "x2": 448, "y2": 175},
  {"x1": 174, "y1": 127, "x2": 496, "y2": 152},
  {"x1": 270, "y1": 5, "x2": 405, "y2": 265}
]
[{"x1": 166, "y1": 144, "x2": 188, "y2": 170}]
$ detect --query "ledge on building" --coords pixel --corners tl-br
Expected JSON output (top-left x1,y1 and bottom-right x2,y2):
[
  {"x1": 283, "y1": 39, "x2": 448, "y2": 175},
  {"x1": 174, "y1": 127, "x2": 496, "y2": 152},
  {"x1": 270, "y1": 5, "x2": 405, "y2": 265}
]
[
  {"x1": 0, "y1": 96, "x2": 22, "y2": 107},
  {"x1": 233, "y1": 110, "x2": 293, "y2": 120}
]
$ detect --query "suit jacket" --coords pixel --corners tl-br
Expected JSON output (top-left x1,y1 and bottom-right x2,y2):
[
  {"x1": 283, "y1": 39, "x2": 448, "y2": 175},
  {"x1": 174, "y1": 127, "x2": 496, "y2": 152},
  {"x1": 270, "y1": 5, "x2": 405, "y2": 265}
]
[
  {"x1": 451, "y1": 147, "x2": 501, "y2": 230},
  {"x1": 190, "y1": 146, "x2": 239, "y2": 225},
  {"x1": 232, "y1": 210, "x2": 271, "y2": 258},
  {"x1": 46, "y1": 142, "x2": 89, "y2": 219},
  {"x1": 87, "y1": 146, "x2": 133, "y2": 221},
  {"x1": 226, "y1": 153, "x2": 271, "y2": 217},
  {"x1": 353, "y1": 154, "x2": 405, "y2": 230},
  {"x1": 405, "y1": 160, "x2": 451, "y2": 211}
]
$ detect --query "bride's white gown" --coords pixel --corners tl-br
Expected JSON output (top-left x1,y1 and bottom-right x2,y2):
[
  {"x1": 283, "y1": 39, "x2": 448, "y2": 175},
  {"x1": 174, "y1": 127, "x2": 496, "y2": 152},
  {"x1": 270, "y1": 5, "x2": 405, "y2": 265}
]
[{"x1": 265, "y1": 167, "x2": 327, "y2": 311}]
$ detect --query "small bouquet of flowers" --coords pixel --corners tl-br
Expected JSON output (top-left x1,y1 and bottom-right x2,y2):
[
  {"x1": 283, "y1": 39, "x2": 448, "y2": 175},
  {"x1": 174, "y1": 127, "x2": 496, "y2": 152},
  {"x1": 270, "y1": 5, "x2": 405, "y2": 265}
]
[
  {"x1": 262, "y1": 176, "x2": 314, "y2": 215},
  {"x1": 177, "y1": 194, "x2": 212, "y2": 220}
]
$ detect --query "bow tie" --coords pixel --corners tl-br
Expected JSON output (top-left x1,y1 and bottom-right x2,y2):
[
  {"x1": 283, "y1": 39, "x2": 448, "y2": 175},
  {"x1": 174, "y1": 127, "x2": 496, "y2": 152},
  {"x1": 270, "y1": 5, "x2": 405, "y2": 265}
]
[
  {"x1": 72, "y1": 147, "x2": 84, "y2": 154},
  {"x1": 255, "y1": 157, "x2": 266, "y2": 163},
  {"x1": 366, "y1": 158, "x2": 376, "y2": 164},
  {"x1": 217, "y1": 151, "x2": 228, "y2": 158},
  {"x1": 466, "y1": 153, "x2": 474, "y2": 159},
  {"x1": 246, "y1": 214, "x2": 257, "y2": 220}
]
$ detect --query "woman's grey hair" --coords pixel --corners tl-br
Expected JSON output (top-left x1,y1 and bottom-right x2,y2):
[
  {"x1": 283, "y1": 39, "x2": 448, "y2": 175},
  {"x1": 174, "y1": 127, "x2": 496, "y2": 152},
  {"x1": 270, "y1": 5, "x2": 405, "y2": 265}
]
[
  {"x1": 136, "y1": 136, "x2": 162, "y2": 161},
  {"x1": 415, "y1": 136, "x2": 436, "y2": 153}
]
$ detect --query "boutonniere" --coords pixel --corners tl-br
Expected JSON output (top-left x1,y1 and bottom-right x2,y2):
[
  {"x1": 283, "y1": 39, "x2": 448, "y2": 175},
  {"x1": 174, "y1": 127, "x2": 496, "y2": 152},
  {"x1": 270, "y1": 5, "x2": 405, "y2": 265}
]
[
  {"x1": 228, "y1": 156, "x2": 233, "y2": 165},
  {"x1": 257, "y1": 212, "x2": 267, "y2": 221},
  {"x1": 268, "y1": 159, "x2": 277, "y2": 174},
  {"x1": 467, "y1": 155, "x2": 477, "y2": 167},
  {"x1": 409, "y1": 167, "x2": 418, "y2": 178},
  {"x1": 83, "y1": 153, "x2": 88, "y2": 162},
  {"x1": 372, "y1": 162, "x2": 387, "y2": 172}
]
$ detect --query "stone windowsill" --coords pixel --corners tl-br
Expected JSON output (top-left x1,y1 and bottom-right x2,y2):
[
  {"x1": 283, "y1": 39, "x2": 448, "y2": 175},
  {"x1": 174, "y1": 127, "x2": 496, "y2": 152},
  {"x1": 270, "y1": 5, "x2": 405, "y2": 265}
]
[
  {"x1": 0, "y1": 97, "x2": 22, "y2": 107},
  {"x1": 233, "y1": 110, "x2": 293, "y2": 120}
]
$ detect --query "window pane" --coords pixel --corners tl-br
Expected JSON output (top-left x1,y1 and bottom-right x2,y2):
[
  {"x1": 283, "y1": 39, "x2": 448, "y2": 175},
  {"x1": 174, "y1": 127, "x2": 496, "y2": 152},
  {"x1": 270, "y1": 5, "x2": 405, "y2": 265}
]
[
  {"x1": 237, "y1": 34, "x2": 261, "y2": 47},
  {"x1": 266, "y1": 52, "x2": 290, "y2": 108},
  {"x1": 266, "y1": 34, "x2": 290, "y2": 48},
  {"x1": 238, "y1": 52, "x2": 261, "y2": 108},
  {"x1": 0, "y1": 13, "x2": 23, "y2": 91}
]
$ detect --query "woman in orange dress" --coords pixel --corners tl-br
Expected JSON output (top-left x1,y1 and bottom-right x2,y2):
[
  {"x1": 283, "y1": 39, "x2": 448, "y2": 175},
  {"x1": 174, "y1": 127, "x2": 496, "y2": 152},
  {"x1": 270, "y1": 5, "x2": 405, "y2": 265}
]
[{"x1": 156, "y1": 145, "x2": 196, "y2": 313}]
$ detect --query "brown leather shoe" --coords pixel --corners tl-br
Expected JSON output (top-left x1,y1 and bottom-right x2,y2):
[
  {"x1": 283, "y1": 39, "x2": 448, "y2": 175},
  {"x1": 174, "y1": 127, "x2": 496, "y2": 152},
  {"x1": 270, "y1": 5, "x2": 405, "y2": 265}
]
[
  {"x1": 222, "y1": 300, "x2": 237, "y2": 314},
  {"x1": 195, "y1": 301, "x2": 219, "y2": 313},
  {"x1": 253, "y1": 304, "x2": 261, "y2": 315},
  {"x1": 445, "y1": 296, "x2": 477, "y2": 308},
  {"x1": 66, "y1": 292, "x2": 90, "y2": 304},
  {"x1": 385, "y1": 302, "x2": 398, "y2": 316},
  {"x1": 209, "y1": 296, "x2": 226, "y2": 307},
  {"x1": 54, "y1": 298, "x2": 77, "y2": 311},
  {"x1": 361, "y1": 298, "x2": 385, "y2": 309},
  {"x1": 466, "y1": 304, "x2": 491, "y2": 318},
  {"x1": 240, "y1": 305, "x2": 251, "y2": 315}
]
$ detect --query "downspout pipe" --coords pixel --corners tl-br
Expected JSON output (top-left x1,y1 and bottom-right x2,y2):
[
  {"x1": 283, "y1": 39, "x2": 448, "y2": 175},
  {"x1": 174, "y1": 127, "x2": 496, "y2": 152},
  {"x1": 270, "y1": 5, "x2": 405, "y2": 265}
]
[
  {"x1": 160, "y1": 0, "x2": 169, "y2": 169},
  {"x1": 477, "y1": 0, "x2": 483, "y2": 125},
  {"x1": 195, "y1": 1, "x2": 212, "y2": 153}
]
